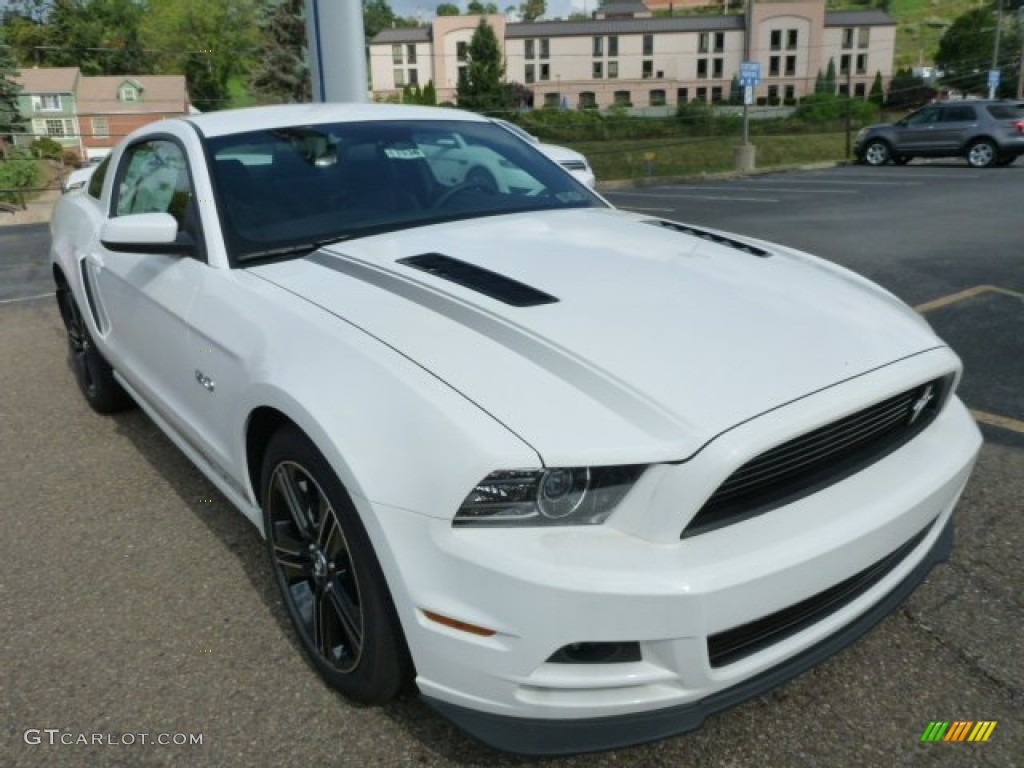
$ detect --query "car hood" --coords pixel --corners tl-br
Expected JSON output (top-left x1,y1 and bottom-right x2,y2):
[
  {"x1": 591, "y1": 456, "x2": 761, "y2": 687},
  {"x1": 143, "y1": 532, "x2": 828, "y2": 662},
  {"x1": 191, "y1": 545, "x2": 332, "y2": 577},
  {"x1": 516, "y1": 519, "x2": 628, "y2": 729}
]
[
  {"x1": 536, "y1": 142, "x2": 587, "y2": 166},
  {"x1": 250, "y1": 208, "x2": 941, "y2": 465}
]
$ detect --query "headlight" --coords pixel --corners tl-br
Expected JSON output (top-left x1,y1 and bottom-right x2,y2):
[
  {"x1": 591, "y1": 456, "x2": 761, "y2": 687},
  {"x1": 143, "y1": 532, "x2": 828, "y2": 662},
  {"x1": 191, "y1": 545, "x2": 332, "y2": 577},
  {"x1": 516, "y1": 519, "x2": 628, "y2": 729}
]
[{"x1": 453, "y1": 466, "x2": 646, "y2": 527}]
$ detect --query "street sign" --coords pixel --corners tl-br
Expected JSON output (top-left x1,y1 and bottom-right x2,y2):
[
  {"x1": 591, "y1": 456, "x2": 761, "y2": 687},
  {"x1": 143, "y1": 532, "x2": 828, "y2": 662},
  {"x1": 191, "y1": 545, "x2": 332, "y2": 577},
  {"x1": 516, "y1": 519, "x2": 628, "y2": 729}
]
[
  {"x1": 739, "y1": 60, "x2": 761, "y2": 88},
  {"x1": 988, "y1": 69, "x2": 1001, "y2": 89}
]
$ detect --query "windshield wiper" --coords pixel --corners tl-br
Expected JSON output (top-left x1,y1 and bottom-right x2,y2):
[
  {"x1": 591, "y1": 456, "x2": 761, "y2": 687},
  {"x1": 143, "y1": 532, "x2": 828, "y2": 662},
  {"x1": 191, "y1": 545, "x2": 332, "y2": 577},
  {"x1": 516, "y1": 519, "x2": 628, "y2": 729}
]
[{"x1": 239, "y1": 233, "x2": 354, "y2": 263}]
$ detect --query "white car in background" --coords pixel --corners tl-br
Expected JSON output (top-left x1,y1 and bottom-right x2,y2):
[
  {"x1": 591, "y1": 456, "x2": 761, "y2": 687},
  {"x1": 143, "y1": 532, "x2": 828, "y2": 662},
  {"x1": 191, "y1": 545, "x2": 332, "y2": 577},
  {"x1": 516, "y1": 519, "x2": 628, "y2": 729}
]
[
  {"x1": 492, "y1": 117, "x2": 597, "y2": 188},
  {"x1": 50, "y1": 103, "x2": 980, "y2": 756}
]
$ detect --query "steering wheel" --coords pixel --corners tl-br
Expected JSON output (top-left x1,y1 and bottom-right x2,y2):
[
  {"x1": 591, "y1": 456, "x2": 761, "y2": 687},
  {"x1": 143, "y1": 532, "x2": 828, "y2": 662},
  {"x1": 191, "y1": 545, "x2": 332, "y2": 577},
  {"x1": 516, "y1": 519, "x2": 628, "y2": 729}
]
[{"x1": 433, "y1": 167, "x2": 498, "y2": 209}]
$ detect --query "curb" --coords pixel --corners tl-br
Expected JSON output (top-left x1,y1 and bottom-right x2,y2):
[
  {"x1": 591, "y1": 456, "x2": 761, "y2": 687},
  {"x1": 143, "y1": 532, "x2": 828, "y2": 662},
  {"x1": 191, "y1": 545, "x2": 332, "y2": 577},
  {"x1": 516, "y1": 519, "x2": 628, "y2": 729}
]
[{"x1": 595, "y1": 160, "x2": 850, "y2": 191}]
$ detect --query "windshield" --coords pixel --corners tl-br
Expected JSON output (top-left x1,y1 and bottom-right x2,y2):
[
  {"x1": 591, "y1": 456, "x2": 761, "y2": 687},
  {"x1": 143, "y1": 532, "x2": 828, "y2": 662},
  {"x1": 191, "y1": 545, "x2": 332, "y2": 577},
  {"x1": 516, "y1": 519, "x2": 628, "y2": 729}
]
[{"x1": 205, "y1": 119, "x2": 603, "y2": 263}]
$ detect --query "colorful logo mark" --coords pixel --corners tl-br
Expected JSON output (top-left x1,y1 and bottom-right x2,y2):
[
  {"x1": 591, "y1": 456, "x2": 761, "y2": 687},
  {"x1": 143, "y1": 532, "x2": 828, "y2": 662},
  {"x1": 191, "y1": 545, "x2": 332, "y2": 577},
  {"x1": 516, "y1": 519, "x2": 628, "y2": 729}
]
[{"x1": 920, "y1": 721, "x2": 997, "y2": 742}]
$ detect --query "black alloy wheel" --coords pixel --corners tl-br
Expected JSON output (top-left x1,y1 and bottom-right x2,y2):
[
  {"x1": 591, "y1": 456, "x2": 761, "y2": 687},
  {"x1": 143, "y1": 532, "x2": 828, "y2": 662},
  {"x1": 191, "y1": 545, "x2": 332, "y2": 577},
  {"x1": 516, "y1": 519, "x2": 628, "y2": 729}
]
[{"x1": 261, "y1": 427, "x2": 411, "y2": 703}]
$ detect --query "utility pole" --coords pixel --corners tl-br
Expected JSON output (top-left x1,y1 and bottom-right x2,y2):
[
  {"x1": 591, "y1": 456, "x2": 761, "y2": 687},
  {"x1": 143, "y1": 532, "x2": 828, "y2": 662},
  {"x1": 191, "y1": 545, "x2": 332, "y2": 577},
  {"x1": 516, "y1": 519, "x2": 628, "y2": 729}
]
[
  {"x1": 1018, "y1": 5, "x2": 1024, "y2": 100},
  {"x1": 989, "y1": 0, "x2": 1004, "y2": 99},
  {"x1": 735, "y1": 0, "x2": 756, "y2": 172}
]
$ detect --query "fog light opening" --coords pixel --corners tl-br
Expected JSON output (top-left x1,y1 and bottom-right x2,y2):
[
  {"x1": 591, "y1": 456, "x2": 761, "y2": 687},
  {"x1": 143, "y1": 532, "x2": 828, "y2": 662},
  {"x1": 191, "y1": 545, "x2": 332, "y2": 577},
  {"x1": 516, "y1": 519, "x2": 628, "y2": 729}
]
[{"x1": 546, "y1": 641, "x2": 642, "y2": 664}]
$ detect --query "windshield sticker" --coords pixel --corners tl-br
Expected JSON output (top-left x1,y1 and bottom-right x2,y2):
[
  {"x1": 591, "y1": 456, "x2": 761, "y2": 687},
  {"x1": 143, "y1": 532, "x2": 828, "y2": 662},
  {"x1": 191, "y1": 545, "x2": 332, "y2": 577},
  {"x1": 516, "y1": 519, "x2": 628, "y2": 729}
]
[{"x1": 384, "y1": 147, "x2": 426, "y2": 160}]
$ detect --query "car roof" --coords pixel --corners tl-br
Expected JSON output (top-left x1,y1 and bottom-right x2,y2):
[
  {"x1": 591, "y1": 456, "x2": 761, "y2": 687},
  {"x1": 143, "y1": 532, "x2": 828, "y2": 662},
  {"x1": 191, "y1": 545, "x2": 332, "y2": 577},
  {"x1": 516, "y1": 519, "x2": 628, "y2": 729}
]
[{"x1": 181, "y1": 103, "x2": 489, "y2": 139}]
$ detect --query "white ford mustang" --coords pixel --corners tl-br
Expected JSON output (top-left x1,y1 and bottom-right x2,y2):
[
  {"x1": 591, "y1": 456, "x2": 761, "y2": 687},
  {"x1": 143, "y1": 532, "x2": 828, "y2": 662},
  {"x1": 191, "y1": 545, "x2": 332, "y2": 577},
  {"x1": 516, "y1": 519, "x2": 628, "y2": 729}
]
[{"x1": 50, "y1": 103, "x2": 981, "y2": 755}]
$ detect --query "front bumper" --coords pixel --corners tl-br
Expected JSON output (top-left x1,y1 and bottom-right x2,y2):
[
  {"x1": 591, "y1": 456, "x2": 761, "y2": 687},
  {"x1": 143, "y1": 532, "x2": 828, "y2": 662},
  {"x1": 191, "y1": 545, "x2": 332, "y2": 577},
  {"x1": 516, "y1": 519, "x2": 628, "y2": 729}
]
[{"x1": 425, "y1": 517, "x2": 953, "y2": 755}]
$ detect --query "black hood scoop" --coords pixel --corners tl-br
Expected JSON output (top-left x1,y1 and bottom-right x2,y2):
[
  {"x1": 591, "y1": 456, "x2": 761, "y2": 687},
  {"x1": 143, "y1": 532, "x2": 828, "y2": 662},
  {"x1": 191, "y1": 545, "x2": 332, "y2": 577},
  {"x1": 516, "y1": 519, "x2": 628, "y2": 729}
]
[
  {"x1": 398, "y1": 253, "x2": 559, "y2": 307},
  {"x1": 647, "y1": 220, "x2": 770, "y2": 258}
]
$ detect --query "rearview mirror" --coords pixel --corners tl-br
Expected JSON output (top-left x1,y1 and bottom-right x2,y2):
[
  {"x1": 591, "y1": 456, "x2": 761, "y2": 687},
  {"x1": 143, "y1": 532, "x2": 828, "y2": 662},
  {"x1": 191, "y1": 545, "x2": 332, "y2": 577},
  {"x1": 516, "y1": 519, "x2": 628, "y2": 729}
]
[{"x1": 100, "y1": 212, "x2": 195, "y2": 256}]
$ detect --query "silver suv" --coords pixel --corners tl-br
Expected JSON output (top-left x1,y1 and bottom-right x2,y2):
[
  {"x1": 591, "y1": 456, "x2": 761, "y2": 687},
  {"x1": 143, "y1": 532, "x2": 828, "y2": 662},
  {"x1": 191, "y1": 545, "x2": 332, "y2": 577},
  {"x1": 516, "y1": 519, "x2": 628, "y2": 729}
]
[{"x1": 855, "y1": 100, "x2": 1024, "y2": 168}]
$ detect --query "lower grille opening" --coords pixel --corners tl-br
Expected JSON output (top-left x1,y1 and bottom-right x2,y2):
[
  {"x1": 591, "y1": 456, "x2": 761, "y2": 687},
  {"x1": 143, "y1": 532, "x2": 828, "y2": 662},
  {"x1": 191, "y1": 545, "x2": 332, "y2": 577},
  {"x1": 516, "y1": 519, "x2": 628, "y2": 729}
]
[
  {"x1": 547, "y1": 642, "x2": 642, "y2": 665},
  {"x1": 707, "y1": 519, "x2": 936, "y2": 668}
]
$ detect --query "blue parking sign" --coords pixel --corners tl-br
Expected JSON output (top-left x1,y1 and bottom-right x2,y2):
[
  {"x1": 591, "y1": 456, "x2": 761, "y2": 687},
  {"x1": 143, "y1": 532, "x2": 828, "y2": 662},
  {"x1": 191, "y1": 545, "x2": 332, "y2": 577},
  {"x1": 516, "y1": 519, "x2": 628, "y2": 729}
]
[{"x1": 740, "y1": 61, "x2": 761, "y2": 88}]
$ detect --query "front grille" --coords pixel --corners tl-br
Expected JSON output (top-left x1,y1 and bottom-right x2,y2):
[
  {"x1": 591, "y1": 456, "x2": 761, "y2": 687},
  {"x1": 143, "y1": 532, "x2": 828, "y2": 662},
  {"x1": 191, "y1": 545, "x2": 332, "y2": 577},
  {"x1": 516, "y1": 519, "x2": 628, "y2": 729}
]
[
  {"x1": 707, "y1": 518, "x2": 935, "y2": 668},
  {"x1": 683, "y1": 376, "x2": 950, "y2": 538}
]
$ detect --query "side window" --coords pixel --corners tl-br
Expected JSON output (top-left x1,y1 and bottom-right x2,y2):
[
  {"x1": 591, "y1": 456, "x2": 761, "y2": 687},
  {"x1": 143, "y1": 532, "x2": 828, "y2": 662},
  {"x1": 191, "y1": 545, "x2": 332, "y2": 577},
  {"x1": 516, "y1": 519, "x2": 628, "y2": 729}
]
[
  {"x1": 87, "y1": 156, "x2": 111, "y2": 199},
  {"x1": 114, "y1": 140, "x2": 192, "y2": 229},
  {"x1": 941, "y1": 106, "x2": 976, "y2": 122}
]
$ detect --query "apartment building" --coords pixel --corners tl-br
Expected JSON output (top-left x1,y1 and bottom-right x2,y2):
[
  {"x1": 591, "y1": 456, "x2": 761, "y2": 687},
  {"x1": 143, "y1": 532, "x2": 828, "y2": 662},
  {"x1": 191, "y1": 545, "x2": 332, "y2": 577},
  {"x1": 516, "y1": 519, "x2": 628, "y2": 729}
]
[{"x1": 369, "y1": 0, "x2": 896, "y2": 109}]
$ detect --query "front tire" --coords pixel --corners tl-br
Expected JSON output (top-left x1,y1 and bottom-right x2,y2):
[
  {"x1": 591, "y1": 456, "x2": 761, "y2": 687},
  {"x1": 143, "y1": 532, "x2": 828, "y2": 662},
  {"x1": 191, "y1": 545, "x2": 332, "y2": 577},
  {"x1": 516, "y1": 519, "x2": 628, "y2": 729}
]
[
  {"x1": 862, "y1": 140, "x2": 891, "y2": 166},
  {"x1": 966, "y1": 139, "x2": 997, "y2": 168},
  {"x1": 261, "y1": 427, "x2": 412, "y2": 704},
  {"x1": 55, "y1": 279, "x2": 132, "y2": 413}
]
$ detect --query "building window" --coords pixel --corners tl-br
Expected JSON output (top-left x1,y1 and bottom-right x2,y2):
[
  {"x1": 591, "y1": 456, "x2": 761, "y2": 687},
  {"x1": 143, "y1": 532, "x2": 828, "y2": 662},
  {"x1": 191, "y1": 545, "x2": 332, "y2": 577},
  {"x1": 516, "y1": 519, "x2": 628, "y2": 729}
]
[
  {"x1": 840, "y1": 54, "x2": 851, "y2": 75},
  {"x1": 525, "y1": 39, "x2": 535, "y2": 59},
  {"x1": 592, "y1": 61, "x2": 603, "y2": 79},
  {"x1": 785, "y1": 55, "x2": 796, "y2": 77},
  {"x1": 544, "y1": 92, "x2": 561, "y2": 108},
  {"x1": 842, "y1": 28, "x2": 854, "y2": 49},
  {"x1": 649, "y1": 89, "x2": 666, "y2": 106},
  {"x1": 392, "y1": 44, "x2": 403, "y2": 64},
  {"x1": 457, "y1": 42, "x2": 468, "y2": 62},
  {"x1": 609, "y1": 61, "x2": 619, "y2": 79},
  {"x1": 770, "y1": 30, "x2": 781, "y2": 51},
  {"x1": 92, "y1": 117, "x2": 109, "y2": 137},
  {"x1": 697, "y1": 58, "x2": 708, "y2": 79},
  {"x1": 33, "y1": 94, "x2": 62, "y2": 112},
  {"x1": 767, "y1": 85, "x2": 779, "y2": 104},
  {"x1": 614, "y1": 90, "x2": 631, "y2": 106},
  {"x1": 406, "y1": 44, "x2": 417, "y2": 64},
  {"x1": 784, "y1": 84, "x2": 795, "y2": 103},
  {"x1": 540, "y1": 38, "x2": 549, "y2": 59},
  {"x1": 643, "y1": 34, "x2": 653, "y2": 56},
  {"x1": 854, "y1": 82, "x2": 867, "y2": 98},
  {"x1": 608, "y1": 36, "x2": 619, "y2": 57},
  {"x1": 525, "y1": 64, "x2": 536, "y2": 83},
  {"x1": 458, "y1": 66, "x2": 467, "y2": 85},
  {"x1": 394, "y1": 69, "x2": 405, "y2": 87},
  {"x1": 540, "y1": 63, "x2": 550, "y2": 81},
  {"x1": 44, "y1": 118, "x2": 68, "y2": 137},
  {"x1": 642, "y1": 60, "x2": 653, "y2": 79},
  {"x1": 713, "y1": 32, "x2": 724, "y2": 53},
  {"x1": 712, "y1": 58, "x2": 723, "y2": 79},
  {"x1": 579, "y1": 91, "x2": 597, "y2": 109},
  {"x1": 408, "y1": 68, "x2": 418, "y2": 86},
  {"x1": 858, "y1": 27, "x2": 870, "y2": 48},
  {"x1": 711, "y1": 86, "x2": 723, "y2": 103},
  {"x1": 677, "y1": 87, "x2": 689, "y2": 103},
  {"x1": 769, "y1": 56, "x2": 780, "y2": 77},
  {"x1": 787, "y1": 29, "x2": 798, "y2": 50},
  {"x1": 593, "y1": 36, "x2": 603, "y2": 57},
  {"x1": 856, "y1": 53, "x2": 867, "y2": 74},
  {"x1": 838, "y1": 83, "x2": 849, "y2": 96},
  {"x1": 698, "y1": 32, "x2": 709, "y2": 54},
  {"x1": 119, "y1": 86, "x2": 138, "y2": 102},
  {"x1": 696, "y1": 87, "x2": 708, "y2": 102}
]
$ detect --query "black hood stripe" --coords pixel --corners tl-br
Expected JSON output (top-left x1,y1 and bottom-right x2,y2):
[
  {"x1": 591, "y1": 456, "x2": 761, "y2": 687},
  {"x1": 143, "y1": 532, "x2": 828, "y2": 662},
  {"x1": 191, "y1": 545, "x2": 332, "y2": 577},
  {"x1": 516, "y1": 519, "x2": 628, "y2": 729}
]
[{"x1": 306, "y1": 250, "x2": 686, "y2": 440}]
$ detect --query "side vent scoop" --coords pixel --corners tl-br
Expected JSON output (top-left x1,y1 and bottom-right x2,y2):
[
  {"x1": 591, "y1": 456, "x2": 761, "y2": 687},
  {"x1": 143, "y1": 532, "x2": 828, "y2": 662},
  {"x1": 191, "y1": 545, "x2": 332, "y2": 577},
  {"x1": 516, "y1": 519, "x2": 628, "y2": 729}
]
[
  {"x1": 647, "y1": 220, "x2": 770, "y2": 258},
  {"x1": 398, "y1": 253, "x2": 559, "y2": 307}
]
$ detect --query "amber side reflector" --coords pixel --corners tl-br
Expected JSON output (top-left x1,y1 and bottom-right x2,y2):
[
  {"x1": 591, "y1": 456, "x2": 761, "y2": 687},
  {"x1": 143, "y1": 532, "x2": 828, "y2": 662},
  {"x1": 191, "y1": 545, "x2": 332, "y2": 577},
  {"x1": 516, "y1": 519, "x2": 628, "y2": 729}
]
[{"x1": 422, "y1": 609, "x2": 497, "y2": 637}]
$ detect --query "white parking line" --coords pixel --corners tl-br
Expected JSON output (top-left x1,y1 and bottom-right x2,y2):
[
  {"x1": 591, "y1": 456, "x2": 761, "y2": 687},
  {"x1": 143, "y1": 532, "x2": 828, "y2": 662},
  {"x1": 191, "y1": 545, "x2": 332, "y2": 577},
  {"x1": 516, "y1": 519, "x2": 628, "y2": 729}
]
[
  {"x1": 611, "y1": 190, "x2": 779, "y2": 203},
  {"x1": 674, "y1": 184, "x2": 860, "y2": 195},
  {"x1": 735, "y1": 178, "x2": 924, "y2": 186},
  {"x1": 0, "y1": 292, "x2": 55, "y2": 305}
]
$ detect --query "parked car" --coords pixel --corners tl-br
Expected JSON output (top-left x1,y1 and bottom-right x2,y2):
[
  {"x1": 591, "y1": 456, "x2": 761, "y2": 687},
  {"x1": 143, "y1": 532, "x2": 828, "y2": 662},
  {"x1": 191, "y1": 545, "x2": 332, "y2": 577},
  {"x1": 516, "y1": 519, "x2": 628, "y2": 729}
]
[
  {"x1": 855, "y1": 100, "x2": 1024, "y2": 167},
  {"x1": 491, "y1": 117, "x2": 597, "y2": 188},
  {"x1": 51, "y1": 103, "x2": 981, "y2": 756}
]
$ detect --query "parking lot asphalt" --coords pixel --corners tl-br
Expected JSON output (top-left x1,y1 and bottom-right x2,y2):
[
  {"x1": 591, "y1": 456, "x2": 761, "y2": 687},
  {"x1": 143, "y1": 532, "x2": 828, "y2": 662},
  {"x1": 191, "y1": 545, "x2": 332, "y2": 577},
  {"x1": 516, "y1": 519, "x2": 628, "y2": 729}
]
[{"x1": 3, "y1": 165, "x2": 1022, "y2": 767}]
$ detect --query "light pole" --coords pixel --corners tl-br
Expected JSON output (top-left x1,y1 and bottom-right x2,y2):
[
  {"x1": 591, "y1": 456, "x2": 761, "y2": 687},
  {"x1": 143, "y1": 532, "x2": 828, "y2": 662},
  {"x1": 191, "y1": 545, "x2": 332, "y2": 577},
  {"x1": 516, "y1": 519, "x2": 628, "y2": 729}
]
[{"x1": 989, "y1": 0, "x2": 1004, "y2": 99}]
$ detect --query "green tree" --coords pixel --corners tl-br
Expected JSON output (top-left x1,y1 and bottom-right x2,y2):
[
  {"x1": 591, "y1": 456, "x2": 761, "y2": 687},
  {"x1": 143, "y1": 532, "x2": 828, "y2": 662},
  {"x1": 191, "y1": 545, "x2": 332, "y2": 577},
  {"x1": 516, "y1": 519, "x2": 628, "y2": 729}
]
[
  {"x1": 0, "y1": 29, "x2": 25, "y2": 146},
  {"x1": 936, "y1": 5, "x2": 1021, "y2": 97},
  {"x1": 436, "y1": 2, "x2": 460, "y2": 14},
  {"x1": 467, "y1": 1, "x2": 499, "y2": 13},
  {"x1": 456, "y1": 17, "x2": 506, "y2": 111},
  {"x1": 422, "y1": 80, "x2": 437, "y2": 105},
  {"x1": 519, "y1": 0, "x2": 545, "y2": 21},
  {"x1": 886, "y1": 67, "x2": 935, "y2": 108},
  {"x1": 141, "y1": 0, "x2": 261, "y2": 112},
  {"x1": 823, "y1": 57, "x2": 837, "y2": 94},
  {"x1": 728, "y1": 73, "x2": 741, "y2": 105},
  {"x1": 869, "y1": 71, "x2": 884, "y2": 106},
  {"x1": 251, "y1": 0, "x2": 310, "y2": 103}
]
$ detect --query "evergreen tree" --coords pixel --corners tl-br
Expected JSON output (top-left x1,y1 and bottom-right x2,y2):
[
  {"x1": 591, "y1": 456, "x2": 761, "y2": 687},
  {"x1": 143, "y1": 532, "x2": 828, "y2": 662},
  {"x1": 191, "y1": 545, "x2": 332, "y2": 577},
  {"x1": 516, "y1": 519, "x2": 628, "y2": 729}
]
[
  {"x1": 251, "y1": 0, "x2": 311, "y2": 103},
  {"x1": 436, "y1": 3, "x2": 460, "y2": 15},
  {"x1": 422, "y1": 80, "x2": 437, "y2": 105},
  {"x1": 814, "y1": 69, "x2": 826, "y2": 94},
  {"x1": 456, "y1": 18, "x2": 507, "y2": 112},
  {"x1": 519, "y1": 0, "x2": 546, "y2": 21},
  {"x1": 729, "y1": 73, "x2": 741, "y2": 105},
  {"x1": 869, "y1": 71, "x2": 884, "y2": 106},
  {"x1": 823, "y1": 58, "x2": 837, "y2": 94},
  {"x1": 0, "y1": 29, "x2": 25, "y2": 146}
]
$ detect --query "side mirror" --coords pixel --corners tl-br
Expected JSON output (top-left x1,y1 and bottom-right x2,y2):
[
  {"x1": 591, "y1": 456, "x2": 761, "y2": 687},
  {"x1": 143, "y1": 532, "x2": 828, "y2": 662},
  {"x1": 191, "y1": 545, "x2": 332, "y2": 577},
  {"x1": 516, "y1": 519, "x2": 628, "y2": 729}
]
[{"x1": 100, "y1": 212, "x2": 195, "y2": 255}]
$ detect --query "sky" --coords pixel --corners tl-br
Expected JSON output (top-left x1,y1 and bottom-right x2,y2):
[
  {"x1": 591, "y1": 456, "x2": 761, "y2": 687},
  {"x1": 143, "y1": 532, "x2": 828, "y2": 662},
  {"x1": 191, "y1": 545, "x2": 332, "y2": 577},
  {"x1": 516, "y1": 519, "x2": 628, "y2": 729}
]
[{"x1": 389, "y1": 0, "x2": 592, "y2": 22}]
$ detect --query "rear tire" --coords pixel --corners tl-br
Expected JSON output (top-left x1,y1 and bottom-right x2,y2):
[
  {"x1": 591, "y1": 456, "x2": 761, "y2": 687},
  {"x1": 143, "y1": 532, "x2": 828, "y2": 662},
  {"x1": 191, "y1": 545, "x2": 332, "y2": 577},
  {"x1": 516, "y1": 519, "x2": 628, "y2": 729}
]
[
  {"x1": 261, "y1": 426, "x2": 412, "y2": 704},
  {"x1": 55, "y1": 278, "x2": 133, "y2": 414},
  {"x1": 966, "y1": 139, "x2": 997, "y2": 168}
]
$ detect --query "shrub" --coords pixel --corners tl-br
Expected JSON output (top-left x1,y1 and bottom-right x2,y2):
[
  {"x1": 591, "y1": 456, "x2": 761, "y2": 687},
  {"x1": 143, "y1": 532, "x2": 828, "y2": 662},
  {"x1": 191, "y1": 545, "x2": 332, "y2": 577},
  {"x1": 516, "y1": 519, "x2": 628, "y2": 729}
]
[
  {"x1": 0, "y1": 150, "x2": 42, "y2": 205},
  {"x1": 30, "y1": 137, "x2": 63, "y2": 160}
]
